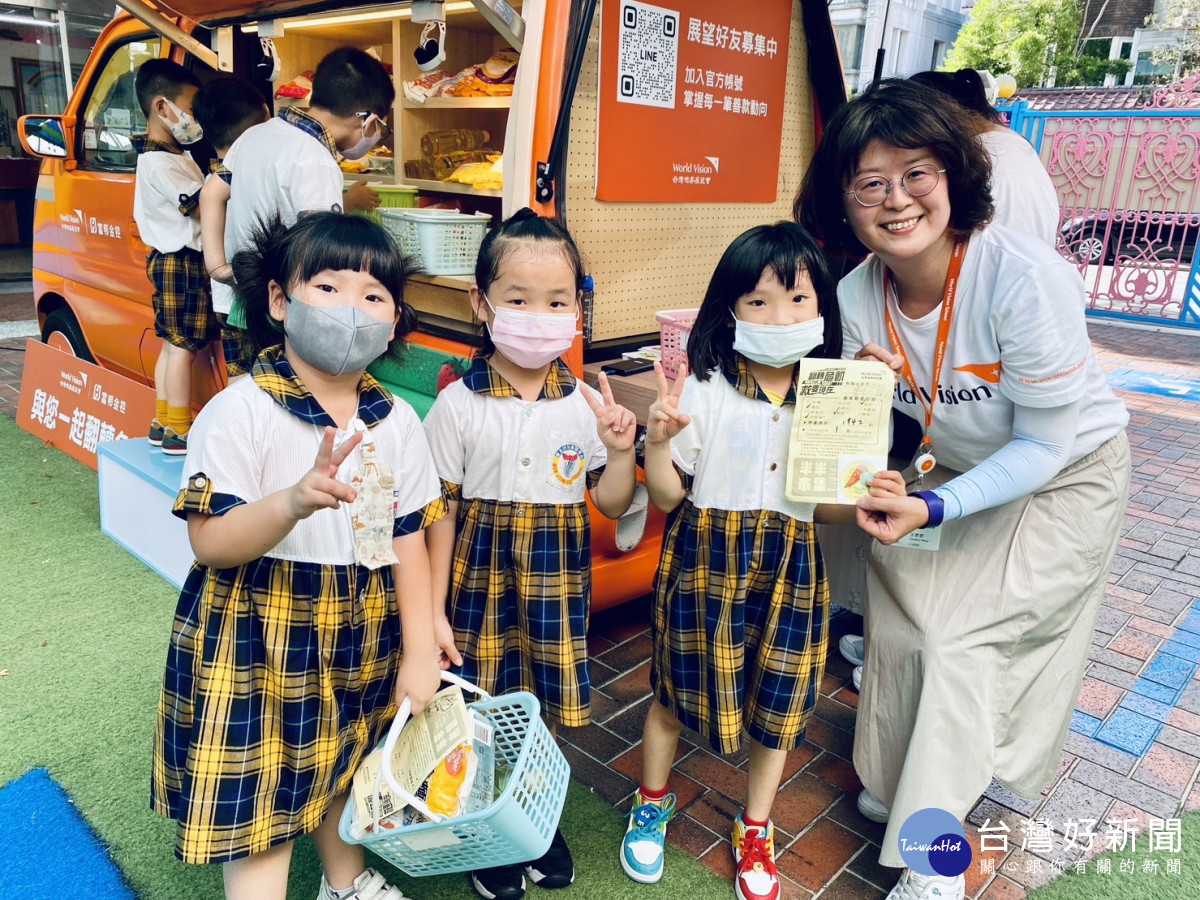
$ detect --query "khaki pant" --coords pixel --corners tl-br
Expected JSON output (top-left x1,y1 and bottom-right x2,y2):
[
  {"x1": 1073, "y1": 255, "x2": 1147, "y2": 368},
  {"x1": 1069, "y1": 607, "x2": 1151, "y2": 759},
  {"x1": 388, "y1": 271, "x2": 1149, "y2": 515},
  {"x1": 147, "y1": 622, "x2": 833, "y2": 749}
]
[{"x1": 854, "y1": 432, "x2": 1131, "y2": 867}]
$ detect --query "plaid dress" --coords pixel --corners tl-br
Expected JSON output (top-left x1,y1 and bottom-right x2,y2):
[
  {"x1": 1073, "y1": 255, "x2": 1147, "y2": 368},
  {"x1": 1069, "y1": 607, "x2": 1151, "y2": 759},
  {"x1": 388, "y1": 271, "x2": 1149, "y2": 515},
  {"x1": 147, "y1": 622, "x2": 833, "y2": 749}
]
[
  {"x1": 423, "y1": 357, "x2": 606, "y2": 727},
  {"x1": 152, "y1": 348, "x2": 446, "y2": 864},
  {"x1": 651, "y1": 360, "x2": 829, "y2": 755}
]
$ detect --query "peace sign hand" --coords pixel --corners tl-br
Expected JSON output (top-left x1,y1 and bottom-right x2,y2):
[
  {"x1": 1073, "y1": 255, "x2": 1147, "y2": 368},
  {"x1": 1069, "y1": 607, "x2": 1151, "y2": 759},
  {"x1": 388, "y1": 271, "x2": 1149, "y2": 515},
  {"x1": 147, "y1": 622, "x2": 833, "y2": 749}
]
[
  {"x1": 287, "y1": 426, "x2": 363, "y2": 520},
  {"x1": 646, "y1": 360, "x2": 691, "y2": 446},
  {"x1": 584, "y1": 371, "x2": 638, "y2": 453}
]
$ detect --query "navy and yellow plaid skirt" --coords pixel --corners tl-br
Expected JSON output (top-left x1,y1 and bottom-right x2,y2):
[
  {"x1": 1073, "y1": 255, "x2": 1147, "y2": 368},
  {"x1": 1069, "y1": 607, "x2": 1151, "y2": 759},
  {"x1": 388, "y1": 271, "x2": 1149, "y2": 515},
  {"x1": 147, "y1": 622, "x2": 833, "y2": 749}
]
[
  {"x1": 147, "y1": 247, "x2": 215, "y2": 352},
  {"x1": 152, "y1": 559, "x2": 401, "y2": 864},
  {"x1": 650, "y1": 502, "x2": 829, "y2": 755},
  {"x1": 448, "y1": 498, "x2": 592, "y2": 727},
  {"x1": 215, "y1": 312, "x2": 257, "y2": 378}
]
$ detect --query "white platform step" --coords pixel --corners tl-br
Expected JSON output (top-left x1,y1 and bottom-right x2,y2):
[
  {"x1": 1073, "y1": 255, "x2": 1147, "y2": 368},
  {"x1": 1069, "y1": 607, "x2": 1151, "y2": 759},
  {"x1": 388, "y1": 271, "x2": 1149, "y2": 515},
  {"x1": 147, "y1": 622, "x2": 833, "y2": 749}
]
[{"x1": 96, "y1": 438, "x2": 192, "y2": 590}]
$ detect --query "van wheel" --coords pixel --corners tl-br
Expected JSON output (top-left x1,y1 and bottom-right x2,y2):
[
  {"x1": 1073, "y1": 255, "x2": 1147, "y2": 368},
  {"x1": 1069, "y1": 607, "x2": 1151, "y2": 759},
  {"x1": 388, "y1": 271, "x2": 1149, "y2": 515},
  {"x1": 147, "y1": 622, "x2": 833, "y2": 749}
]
[{"x1": 41, "y1": 308, "x2": 95, "y2": 363}]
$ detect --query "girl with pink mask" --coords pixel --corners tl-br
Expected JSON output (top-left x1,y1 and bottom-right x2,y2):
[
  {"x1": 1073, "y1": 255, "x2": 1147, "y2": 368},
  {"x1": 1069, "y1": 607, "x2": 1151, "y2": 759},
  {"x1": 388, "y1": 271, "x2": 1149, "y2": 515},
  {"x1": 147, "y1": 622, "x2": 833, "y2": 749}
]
[{"x1": 422, "y1": 208, "x2": 637, "y2": 900}]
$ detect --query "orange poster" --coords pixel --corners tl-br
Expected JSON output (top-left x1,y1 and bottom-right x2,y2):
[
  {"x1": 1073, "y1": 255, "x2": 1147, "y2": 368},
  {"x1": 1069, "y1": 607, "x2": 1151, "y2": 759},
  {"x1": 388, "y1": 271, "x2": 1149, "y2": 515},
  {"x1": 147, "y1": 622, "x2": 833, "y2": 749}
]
[
  {"x1": 17, "y1": 339, "x2": 156, "y2": 471},
  {"x1": 596, "y1": 0, "x2": 792, "y2": 202}
]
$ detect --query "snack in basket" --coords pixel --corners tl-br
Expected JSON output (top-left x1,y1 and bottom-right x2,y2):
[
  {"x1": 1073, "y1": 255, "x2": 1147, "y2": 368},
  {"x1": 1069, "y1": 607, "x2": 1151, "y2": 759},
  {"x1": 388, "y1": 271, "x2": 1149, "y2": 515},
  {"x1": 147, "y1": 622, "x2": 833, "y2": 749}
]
[{"x1": 403, "y1": 714, "x2": 495, "y2": 825}]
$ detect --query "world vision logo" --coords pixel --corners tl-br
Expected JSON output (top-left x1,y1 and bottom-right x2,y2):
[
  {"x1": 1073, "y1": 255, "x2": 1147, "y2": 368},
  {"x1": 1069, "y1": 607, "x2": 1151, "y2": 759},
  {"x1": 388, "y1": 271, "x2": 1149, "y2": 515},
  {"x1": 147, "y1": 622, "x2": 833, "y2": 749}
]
[
  {"x1": 894, "y1": 360, "x2": 1002, "y2": 407},
  {"x1": 954, "y1": 361, "x2": 1002, "y2": 384}
]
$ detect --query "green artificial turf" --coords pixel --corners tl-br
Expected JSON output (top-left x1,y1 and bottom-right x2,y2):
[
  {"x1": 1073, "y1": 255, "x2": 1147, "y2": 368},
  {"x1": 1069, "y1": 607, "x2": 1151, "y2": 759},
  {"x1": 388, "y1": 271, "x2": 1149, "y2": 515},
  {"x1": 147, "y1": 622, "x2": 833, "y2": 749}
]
[
  {"x1": 0, "y1": 415, "x2": 725, "y2": 899},
  {"x1": 1027, "y1": 811, "x2": 1200, "y2": 899}
]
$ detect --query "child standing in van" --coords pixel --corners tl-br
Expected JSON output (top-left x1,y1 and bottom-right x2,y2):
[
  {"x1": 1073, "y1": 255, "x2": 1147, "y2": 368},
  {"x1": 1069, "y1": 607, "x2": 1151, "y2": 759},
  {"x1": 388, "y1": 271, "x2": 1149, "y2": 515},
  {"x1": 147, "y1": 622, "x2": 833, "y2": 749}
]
[
  {"x1": 618, "y1": 223, "x2": 905, "y2": 900},
  {"x1": 152, "y1": 211, "x2": 444, "y2": 900},
  {"x1": 193, "y1": 77, "x2": 269, "y2": 379},
  {"x1": 423, "y1": 209, "x2": 637, "y2": 900},
  {"x1": 213, "y1": 46, "x2": 387, "y2": 373},
  {"x1": 133, "y1": 59, "x2": 214, "y2": 455}
]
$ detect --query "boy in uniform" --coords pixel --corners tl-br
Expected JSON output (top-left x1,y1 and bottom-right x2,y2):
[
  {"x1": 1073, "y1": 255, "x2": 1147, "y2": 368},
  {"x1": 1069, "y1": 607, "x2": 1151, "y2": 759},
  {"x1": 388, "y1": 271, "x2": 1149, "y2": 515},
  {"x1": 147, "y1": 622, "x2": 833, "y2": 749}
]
[
  {"x1": 132, "y1": 59, "x2": 214, "y2": 455},
  {"x1": 204, "y1": 46, "x2": 388, "y2": 369},
  {"x1": 192, "y1": 77, "x2": 269, "y2": 380}
]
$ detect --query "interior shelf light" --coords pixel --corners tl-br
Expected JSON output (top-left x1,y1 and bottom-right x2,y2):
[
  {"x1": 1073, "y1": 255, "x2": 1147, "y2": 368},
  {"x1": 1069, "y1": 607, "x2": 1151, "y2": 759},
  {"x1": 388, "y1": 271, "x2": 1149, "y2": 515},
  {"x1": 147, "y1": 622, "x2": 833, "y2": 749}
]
[{"x1": 239, "y1": 2, "x2": 477, "y2": 34}]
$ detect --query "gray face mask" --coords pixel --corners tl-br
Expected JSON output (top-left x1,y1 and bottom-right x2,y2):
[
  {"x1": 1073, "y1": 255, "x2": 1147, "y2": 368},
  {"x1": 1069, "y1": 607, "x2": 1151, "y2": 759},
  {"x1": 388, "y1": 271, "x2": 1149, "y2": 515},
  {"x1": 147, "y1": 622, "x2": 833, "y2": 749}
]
[{"x1": 284, "y1": 295, "x2": 393, "y2": 376}]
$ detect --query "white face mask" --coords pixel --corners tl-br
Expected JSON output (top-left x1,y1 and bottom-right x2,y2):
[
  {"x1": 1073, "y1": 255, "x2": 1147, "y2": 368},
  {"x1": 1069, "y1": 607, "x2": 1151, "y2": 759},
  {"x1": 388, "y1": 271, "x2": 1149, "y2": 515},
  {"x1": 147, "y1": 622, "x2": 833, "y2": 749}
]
[
  {"x1": 160, "y1": 98, "x2": 204, "y2": 145},
  {"x1": 732, "y1": 315, "x2": 826, "y2": 369},
  {"x1": 483, "y1": 294, "x2": 579, "y2": 369},
  {"x1": 341, "y1": 113, "x2": 385, "y2": 161}
]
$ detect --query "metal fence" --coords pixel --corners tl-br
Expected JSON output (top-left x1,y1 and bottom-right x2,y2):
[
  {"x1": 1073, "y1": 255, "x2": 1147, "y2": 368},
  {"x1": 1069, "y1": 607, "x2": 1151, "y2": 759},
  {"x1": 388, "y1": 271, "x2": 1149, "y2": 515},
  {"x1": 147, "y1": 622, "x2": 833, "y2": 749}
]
[{"x1": 999, "y1": 76, "x2": 1200, "y2": 330}]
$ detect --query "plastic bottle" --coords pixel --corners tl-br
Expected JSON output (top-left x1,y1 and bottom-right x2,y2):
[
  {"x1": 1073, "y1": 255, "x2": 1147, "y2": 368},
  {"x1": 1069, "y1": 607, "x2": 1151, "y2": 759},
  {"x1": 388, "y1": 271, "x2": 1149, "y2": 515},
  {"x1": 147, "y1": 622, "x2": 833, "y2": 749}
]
[{"x1": 420, "y1": 128, "x2": 492, "y2": 156}]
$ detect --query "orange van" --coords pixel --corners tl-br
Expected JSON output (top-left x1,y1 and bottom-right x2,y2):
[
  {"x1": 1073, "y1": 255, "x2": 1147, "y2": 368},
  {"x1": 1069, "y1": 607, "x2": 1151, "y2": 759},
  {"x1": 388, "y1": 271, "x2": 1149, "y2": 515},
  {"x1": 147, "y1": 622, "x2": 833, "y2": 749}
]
[{"x1": 18, "y1": 0, "x2": 846, "y2": 610}]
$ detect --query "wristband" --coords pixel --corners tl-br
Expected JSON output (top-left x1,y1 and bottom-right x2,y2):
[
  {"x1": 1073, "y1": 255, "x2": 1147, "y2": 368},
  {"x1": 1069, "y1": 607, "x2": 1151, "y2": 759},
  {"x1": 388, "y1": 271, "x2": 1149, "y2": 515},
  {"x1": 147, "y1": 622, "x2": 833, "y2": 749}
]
[{"x1": 912, "y1": 490, "x2": 945, "y2": 528}]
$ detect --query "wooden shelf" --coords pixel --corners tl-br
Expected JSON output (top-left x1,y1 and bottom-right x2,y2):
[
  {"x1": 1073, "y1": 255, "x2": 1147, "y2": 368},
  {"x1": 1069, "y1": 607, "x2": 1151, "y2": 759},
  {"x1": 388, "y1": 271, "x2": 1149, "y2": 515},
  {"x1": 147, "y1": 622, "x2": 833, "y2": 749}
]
[
  {"x1": 401, "y1": 97, "x2": 512, "y2": 109},
  {"x1": 401, "y1": 178, "x2": 501, "y2": 198},
  {"x1": 412, "y1": 273, "x2": 475, "y2": 292}
]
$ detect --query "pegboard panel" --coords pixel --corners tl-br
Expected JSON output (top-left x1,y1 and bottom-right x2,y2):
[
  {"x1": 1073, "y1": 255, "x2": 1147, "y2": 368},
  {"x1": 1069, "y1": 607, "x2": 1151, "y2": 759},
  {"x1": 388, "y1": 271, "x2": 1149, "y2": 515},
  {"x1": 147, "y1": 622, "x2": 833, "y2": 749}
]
[{"x1": 565, "y1": 1, "x2": 815, "y2": 343}]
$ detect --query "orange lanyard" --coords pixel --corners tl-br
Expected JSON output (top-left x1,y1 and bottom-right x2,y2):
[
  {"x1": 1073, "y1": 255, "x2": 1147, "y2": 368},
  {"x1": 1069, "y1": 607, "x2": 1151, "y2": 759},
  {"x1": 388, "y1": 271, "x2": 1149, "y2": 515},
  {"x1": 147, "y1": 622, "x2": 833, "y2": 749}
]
[{"x1": 883, "y1": 237, "x2": 968, "y2": 456}]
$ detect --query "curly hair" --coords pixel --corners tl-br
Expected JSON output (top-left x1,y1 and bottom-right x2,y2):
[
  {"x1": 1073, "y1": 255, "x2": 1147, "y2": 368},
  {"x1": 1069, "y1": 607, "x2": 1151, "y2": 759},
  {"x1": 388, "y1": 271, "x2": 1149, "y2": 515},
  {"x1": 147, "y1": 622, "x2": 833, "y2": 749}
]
[{"x1": 795, "y1": 78, "x2": 993, "y2": 257}]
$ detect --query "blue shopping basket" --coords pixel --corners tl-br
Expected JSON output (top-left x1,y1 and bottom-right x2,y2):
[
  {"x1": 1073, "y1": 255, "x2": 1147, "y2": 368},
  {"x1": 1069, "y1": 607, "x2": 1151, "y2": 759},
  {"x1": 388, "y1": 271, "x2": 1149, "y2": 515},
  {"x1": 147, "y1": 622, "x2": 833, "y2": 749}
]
[{"x1": 339, "y1": 672, "x2": 570, "y2": 877}]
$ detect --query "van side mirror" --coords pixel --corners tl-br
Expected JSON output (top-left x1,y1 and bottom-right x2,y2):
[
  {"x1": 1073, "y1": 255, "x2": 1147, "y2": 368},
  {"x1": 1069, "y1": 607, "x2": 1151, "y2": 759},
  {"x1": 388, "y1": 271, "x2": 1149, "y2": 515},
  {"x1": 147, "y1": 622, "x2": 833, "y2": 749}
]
[{"x1": 19, "y1": 115, "x2": 69, "y2": 158}]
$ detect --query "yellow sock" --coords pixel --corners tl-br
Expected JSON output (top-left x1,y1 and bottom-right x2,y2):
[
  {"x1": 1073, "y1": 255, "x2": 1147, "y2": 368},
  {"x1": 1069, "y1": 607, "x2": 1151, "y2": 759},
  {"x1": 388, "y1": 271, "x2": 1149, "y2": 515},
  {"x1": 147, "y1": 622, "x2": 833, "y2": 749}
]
[
  {"x1": 156, "y1": 399, "x2": 168, "y2": 423},
  {"x1": 166, "y1": 406, "x2": 192, "y2": 436}
]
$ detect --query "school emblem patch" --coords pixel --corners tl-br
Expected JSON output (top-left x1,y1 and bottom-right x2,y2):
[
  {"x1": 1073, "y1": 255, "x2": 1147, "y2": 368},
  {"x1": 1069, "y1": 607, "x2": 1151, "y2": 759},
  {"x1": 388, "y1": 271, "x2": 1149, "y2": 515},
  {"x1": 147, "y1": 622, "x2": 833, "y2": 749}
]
[{"x1": 551, "y1": 443, "x2": 586, "y2": 486}]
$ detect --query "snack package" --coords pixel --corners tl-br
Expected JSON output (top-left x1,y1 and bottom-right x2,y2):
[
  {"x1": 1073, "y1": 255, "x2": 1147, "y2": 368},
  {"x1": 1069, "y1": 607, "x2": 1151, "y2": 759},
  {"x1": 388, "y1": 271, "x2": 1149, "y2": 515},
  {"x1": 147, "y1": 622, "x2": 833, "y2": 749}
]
[
  {"x1": 402, "y1": 711, "x2": 496, "y2": 827},
  {"x1": 445, "y1": 155, "x2": 503, "y2": 192},
  {"x1": 274, "y1": 71, "x2": 313, "y2": 100},
  {"x1": 402, "y1": 70, "x2": 451, "y2": 103}
]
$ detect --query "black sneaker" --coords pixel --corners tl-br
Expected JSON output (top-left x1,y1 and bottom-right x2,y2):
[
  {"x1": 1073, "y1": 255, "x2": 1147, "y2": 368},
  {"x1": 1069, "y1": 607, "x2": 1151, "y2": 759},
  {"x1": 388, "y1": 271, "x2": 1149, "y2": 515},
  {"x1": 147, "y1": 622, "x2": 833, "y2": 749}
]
[
  {"x1": 470, "y1": 864, "x2": 526, "y2": 900},
  {"x1": 525, "y1": 828, "x2": 575, "y2": 889}
]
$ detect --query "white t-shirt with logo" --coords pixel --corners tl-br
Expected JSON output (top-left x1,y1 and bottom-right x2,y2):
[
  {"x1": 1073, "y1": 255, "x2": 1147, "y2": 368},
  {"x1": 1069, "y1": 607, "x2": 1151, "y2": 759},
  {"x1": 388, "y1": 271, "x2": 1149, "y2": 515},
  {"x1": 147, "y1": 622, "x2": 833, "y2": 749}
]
[
  {"x1": 979, "y1": 128, "x2": 1060, "y2": 246},
  {"x1": 423, "y1": 380, "x2": 608, "y2": 504},
  {"x1": 839, "y1": 224, "x2": 1128, "y2": 473}
]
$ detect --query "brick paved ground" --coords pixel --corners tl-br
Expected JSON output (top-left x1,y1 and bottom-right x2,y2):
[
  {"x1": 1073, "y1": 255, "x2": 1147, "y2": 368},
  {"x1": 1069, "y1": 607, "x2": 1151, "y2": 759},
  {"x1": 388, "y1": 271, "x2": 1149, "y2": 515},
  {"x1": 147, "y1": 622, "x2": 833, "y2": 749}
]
[{"x1": 1, "y1": 279, "x2": 1198, "y2": 898}]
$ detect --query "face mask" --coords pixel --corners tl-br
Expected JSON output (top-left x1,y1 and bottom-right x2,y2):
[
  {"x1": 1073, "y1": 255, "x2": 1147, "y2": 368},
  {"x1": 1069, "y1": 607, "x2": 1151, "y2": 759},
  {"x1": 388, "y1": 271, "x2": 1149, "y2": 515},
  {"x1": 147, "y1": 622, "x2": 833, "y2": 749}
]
[
  {"x1": 732, "y1": 315, "x2": 826, "y2": 369},
  {"x1": 483, "y1": 294, "x2": 579, "y2": 369},
  {"x1": 161, "y1": 98, "x2": 204, "y2": 145},
  {"x1": 284, "y1": 295, "x2": 393, "y2": 376},
  {"x1": 341, "y1": 114, "x2": 384, "y2": 161}
]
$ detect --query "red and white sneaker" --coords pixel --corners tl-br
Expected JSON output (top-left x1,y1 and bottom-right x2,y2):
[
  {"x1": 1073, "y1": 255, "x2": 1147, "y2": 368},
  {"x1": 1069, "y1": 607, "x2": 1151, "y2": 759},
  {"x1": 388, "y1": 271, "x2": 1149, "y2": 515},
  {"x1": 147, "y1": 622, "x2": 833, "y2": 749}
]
[{"x1": 732, "y1": 814, "x2": 779, "y2": 900}]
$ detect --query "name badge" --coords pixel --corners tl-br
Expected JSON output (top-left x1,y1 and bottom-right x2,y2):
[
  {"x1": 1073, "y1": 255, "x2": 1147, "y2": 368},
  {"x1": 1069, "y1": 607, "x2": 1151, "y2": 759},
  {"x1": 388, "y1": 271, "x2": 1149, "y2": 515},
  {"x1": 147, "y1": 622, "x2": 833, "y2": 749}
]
[{"x1": 895, "y1": 527, "x2": 941, "y2": 551}]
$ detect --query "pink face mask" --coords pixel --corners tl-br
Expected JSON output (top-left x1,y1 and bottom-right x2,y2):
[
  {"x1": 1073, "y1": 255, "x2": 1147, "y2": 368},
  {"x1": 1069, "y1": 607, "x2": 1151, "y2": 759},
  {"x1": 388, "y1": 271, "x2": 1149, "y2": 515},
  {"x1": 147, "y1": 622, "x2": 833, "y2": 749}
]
[{"x1": 483, "y1": 294, "x2": 579, "y2": 369}]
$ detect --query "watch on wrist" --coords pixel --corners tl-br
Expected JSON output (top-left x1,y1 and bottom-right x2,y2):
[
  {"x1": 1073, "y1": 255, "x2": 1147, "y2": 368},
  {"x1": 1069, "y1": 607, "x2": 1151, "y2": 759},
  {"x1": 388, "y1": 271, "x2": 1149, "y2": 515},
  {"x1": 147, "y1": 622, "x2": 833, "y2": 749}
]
[{"x1": 911, "y1": 490, "x2": 945, "y2": 528}]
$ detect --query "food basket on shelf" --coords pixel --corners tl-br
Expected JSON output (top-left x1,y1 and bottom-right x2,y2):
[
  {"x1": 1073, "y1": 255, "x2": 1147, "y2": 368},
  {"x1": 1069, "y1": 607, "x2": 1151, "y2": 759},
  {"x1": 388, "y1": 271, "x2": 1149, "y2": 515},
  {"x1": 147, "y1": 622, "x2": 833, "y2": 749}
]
[
  {"x1": 655, "y1": 309, "x2": 699, "y2": 379},
  {"x1": 378, "y1": 208, "x2": 490, "y2": 276},
  {"x1": 339, "y1": 672, "x2": 570, "y2": 877}
]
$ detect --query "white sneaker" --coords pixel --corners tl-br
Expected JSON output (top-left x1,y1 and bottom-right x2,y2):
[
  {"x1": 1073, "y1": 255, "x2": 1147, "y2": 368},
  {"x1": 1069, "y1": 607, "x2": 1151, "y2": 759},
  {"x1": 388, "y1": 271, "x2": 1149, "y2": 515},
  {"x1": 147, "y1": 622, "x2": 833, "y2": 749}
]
[
  {"x1": 852, "y1": 665, "x2": 862, "y2": 692},
  {"x1": 839, "y1": 634, "x2": 865, "y2": 666},
  {"x1": 317, "y1": 868, "x2": 408, "y2": 900},
  {"x1": 885, "y1": 869, "x2": 964, "y2": 900},
  {"x1": 856, "y1": 788, "x2": 890, "y2": 823}
]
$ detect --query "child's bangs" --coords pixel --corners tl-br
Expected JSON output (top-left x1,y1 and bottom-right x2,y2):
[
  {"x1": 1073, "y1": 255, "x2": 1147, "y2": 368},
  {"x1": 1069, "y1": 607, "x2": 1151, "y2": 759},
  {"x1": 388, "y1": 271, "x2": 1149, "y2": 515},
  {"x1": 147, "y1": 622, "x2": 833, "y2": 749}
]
[{"x1": 287, "y1": 215, "x2": 408, "y2": 299}]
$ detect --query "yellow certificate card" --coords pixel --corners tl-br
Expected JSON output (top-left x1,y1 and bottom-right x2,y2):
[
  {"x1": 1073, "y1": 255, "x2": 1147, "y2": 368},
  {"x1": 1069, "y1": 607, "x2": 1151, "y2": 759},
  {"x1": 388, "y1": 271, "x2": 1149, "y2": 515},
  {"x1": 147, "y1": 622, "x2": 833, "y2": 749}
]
[{"x1": 786, "y1": 359, "x2": 894, "y2": 504}]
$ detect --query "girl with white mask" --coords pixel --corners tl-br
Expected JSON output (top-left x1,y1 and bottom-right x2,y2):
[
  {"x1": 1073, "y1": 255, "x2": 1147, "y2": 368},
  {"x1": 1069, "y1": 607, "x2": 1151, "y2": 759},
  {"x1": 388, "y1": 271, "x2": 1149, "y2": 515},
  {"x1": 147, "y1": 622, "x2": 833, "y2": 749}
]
[
  {"x1": 620, "y1": 222, "x2": 905, "y2": 900},
  {"x1": 423, "y1": 208, "x2": 637, "y2": 900}
]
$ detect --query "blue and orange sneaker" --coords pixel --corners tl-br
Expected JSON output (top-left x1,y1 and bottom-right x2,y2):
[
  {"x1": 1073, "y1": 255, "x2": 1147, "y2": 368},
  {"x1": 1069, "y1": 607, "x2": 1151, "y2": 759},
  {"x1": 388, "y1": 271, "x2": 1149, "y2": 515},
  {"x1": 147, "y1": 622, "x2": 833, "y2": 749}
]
[{"x1": 620, "y1": 791, "x2": 676, "y2": 883}]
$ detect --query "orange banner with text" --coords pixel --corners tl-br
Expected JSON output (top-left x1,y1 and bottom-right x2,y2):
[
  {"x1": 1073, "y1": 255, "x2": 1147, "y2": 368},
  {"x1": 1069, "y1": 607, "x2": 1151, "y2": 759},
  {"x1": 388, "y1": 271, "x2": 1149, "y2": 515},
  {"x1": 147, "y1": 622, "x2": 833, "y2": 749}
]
[
  {"x1": 17, "y1": 339, "x2": 156, "y2": 471},
  {"x1": 596, "y1": 0, "x2": 792, "y2": 202}
]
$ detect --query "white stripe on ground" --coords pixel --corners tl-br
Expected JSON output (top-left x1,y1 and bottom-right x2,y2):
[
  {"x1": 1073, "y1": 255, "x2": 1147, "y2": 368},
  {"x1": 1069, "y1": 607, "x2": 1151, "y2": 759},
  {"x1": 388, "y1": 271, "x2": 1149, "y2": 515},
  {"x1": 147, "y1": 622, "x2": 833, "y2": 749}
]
[{"x1": 0, "y1": 320, "x2": 39, "y2": 339}]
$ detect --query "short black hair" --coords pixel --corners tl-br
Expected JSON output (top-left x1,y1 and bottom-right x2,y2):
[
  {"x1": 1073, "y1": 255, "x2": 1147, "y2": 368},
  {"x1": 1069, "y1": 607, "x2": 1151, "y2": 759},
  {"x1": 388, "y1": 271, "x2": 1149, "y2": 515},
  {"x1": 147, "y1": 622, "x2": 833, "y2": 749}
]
[
  {"x1": 795, "y1": 78, "x2": 993, "y2": 257},
  {"x1": 134, "y1": 59, "x2": 200, "y2": 117},
  {"x1": 310, "y1": 47, "x2": 395, "y2": 118},
  {"x1": 909, "y1": 69, "x2": 1003, "y2": 125},
  {"x1": 192, "y1": 77, "x2": 268, "y2": 151},
  {"x1": 687, "y1": 222, "x2": 841, "y2": 381},
  {"x1": 472, "y1": 208, "x2": 584, "y2": 356},
  {"x1": 231, "y1": 211, "x2": 417, "y2": 363}
]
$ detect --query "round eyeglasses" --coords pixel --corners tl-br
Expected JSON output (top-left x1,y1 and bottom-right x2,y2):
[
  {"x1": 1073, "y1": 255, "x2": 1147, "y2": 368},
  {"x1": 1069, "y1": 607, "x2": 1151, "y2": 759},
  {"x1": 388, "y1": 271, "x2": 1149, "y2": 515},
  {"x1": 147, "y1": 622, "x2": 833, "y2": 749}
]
[{"x1": 844, "y1": 164, "x2": 946, "y2": 208}]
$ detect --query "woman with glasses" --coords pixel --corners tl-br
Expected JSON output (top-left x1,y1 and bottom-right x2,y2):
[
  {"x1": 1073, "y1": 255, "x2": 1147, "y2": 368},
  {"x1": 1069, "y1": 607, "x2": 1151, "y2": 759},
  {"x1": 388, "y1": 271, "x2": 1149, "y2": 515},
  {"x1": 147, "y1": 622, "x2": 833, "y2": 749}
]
[{"x1": 796, "y1": 79, "x2": 1131, "y2": 900}]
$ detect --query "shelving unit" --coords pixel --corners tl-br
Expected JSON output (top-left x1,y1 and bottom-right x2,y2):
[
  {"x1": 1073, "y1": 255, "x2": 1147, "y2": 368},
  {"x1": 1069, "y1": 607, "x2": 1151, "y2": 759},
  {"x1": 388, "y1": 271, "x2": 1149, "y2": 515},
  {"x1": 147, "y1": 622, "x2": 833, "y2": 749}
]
[{"x1": 255, "y1": 1, "x2": 523, "y2": 336}]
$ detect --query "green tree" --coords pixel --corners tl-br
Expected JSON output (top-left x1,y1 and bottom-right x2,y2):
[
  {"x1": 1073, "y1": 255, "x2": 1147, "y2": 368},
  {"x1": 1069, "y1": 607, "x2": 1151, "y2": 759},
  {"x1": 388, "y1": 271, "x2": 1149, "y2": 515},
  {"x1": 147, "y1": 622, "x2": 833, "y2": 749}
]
[{"x1": 944, "y1": 0, "x2": 1126, "y2": 87}]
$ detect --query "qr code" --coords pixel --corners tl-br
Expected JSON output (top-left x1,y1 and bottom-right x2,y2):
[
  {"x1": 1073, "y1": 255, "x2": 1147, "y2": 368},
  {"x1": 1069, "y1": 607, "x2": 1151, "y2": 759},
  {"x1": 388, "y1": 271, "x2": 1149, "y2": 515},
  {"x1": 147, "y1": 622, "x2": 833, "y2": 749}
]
[{"x1": 616, "y1": 0, "x2": 679, "y2": 109}]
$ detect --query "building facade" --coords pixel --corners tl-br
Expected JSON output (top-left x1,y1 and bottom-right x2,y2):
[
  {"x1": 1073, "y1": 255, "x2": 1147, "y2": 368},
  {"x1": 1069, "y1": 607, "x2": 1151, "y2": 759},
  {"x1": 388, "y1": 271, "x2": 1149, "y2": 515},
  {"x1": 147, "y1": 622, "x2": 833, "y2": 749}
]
[{"x1": 829, "y1": 0, "x2": 968, "y2": 94}]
